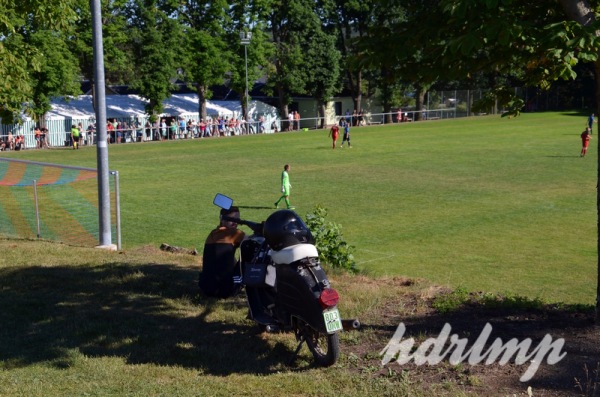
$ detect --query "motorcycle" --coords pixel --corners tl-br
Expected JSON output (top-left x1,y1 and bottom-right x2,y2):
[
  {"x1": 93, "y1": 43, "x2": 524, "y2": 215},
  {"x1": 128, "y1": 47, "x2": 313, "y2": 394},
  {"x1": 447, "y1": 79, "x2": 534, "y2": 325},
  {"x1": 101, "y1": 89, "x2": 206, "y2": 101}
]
[{"x1": 213, "y1": 193, "x2": 359, "y2": 366}]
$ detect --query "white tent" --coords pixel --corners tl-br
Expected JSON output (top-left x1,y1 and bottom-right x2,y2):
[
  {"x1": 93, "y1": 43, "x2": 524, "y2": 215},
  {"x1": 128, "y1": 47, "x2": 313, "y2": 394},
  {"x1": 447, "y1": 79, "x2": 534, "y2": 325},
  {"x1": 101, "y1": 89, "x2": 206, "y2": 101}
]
[
  {"x1": 45, "y1": 94, "x2": 278, "y2": 121},
  {"x1": 1, "y1": 94, "x2": 280, "y2": 148}
]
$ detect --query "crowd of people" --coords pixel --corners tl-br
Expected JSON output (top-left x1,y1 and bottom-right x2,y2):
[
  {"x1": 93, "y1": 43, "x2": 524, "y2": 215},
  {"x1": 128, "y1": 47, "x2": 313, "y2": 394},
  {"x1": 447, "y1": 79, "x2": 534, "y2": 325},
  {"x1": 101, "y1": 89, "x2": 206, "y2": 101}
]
[
  {"x1": 0, "y1": 115, "x2": 277, "y2": 150},
  {"x1": 92, "y1": 115, "x2": 274, "y2": 144},
  {"x1": 0, "y1": 109, "x2": 377, "y2": 151},
  {"x1": 0, "y1": 131, "x2": 26, "y2": 151}
]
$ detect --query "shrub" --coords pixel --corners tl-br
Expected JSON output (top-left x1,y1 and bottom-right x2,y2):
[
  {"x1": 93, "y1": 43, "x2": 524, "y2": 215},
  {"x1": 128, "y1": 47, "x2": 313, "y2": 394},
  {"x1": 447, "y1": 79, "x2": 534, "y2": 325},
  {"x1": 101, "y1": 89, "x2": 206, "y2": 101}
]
[{"x1": 305, "y1": 205, "x2": 357, "y2": 273}]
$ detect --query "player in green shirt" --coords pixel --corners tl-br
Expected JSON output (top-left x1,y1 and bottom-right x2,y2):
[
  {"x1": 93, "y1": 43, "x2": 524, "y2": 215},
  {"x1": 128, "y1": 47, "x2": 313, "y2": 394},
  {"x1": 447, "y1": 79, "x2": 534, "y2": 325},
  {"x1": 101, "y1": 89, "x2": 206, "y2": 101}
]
[
  {"x1": 274, "y1": 164, "x2": 294, "y2": 209},
  {"x1": 71, "y1": 124, "x2": 81, "y2": 150}
]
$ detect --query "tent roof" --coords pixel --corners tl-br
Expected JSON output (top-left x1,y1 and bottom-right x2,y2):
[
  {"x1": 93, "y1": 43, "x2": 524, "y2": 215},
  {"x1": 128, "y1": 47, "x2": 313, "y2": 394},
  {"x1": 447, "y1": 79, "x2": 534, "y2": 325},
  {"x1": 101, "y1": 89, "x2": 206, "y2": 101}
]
[{"x1": 45, "y1": 94, "x2": 276, "y2": 120}]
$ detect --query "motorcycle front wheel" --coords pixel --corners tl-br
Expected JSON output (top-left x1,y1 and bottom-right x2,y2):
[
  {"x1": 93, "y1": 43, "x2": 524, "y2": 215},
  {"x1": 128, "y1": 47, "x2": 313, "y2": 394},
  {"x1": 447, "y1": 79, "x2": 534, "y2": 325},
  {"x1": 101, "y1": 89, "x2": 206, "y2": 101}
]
[{"x1": 299, "y1": 319, "x2": 340, "y2": 367}]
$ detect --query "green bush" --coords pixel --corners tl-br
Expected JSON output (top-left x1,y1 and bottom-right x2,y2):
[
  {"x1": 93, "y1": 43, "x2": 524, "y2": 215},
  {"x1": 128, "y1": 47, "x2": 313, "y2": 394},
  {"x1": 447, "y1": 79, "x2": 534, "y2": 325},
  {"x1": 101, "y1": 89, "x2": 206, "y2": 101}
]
[{"x1": 305, "y1": 205, "x2": 357, "y2": 273}]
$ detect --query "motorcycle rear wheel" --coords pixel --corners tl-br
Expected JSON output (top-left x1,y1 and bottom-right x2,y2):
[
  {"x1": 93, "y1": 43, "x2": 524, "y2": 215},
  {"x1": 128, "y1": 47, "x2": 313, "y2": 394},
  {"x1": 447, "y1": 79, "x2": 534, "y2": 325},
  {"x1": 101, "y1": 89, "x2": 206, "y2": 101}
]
[{"x1": 300, "y1": 320, "x2": 340, "y2": 367}]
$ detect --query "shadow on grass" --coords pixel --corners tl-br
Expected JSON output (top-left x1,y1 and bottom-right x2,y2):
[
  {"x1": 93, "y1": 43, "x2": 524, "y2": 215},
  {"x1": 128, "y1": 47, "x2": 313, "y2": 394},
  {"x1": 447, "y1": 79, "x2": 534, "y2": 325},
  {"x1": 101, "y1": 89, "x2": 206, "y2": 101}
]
[
  {"x1": 358, "y1": 296, "x2": 598, "y2": 394},
  {"x1": 0, "y1": 262, "x2": 306, "y2": 375}
]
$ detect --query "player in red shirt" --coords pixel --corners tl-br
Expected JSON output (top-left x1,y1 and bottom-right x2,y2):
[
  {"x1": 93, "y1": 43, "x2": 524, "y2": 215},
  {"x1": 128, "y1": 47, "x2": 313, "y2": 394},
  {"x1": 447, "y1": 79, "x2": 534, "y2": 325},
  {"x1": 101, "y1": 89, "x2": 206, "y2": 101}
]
[
  {"x1": 329, "y1": 124, "x2": 340, "y2": 149},
  {"x1": 581, "y1": 127, "x2": 592, "y2": 157}
]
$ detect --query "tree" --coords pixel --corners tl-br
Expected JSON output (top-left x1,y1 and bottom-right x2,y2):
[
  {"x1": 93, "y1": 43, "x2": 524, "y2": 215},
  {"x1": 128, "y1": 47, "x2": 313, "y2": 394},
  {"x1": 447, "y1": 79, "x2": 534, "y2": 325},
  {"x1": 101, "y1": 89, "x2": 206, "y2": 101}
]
[
  {"x1": 0, "y1": 0, "x2": 77, "y2": 123},
  {"x1": 267, "y1": 0, "x2": 321, "y2": 120},
  {"x1": 28, "y1": 30, "x2": 81, "y2": 122},
  {"x1": 224, "y1": 0, "x2": 274, "y2": 123},
  {"x1": 303, "y1": 30, "x2": 341, "y2": 128},
  {"x1": 178, "y1": 0, "x2": 230, "y2": 120},
  {"x1": 70, "y1": 0, "x2": 134, "y2": 90},
  {"x1": 128, "y1": 0, "x2": 182, "y2": 118}
]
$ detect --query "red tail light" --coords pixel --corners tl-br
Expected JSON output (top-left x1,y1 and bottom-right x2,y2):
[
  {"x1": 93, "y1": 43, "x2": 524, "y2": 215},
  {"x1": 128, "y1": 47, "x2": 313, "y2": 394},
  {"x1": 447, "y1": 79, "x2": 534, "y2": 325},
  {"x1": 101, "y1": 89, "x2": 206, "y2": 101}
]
[{"x1": 319, "y1": 288, "x2": 339, "y2": 308}]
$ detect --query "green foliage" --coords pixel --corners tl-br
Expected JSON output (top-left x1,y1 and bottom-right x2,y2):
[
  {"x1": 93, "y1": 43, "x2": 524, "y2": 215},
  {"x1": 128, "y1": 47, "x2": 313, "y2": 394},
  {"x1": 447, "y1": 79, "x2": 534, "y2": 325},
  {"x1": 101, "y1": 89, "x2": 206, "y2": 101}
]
[
  {"x1": 472, "y1": 87, "x2": 525, "y2": 117},
  {"x1": 129, "y1": 0, "x2": 182, "y2": 116},
  {"x1": 431, "y1": 287, "x2": 470, "y2": 313},
  {"x1": 305, "y1": 205, "x2": 357, "y2": 273},
  {"x1": 0, "y1": 0, "x2": 77, "y2": 122},
  {"x1": 28, "y1": 30, "x2": 82, "y2": 119}
]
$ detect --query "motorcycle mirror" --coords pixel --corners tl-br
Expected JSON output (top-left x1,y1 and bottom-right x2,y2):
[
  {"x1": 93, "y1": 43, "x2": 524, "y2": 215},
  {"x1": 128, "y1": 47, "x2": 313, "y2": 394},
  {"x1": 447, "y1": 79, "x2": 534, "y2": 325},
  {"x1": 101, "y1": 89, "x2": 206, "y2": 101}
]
[{"x1": 213, "y1": 193, "x2": 233, "y2": 210}]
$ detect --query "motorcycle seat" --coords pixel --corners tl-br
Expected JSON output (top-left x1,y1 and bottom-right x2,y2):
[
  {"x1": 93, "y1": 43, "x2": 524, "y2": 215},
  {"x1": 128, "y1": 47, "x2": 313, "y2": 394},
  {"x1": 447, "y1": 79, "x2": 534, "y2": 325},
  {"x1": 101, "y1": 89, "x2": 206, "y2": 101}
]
[{"x1": 270, "y1": 244, "x2": 318, "y2": 264}]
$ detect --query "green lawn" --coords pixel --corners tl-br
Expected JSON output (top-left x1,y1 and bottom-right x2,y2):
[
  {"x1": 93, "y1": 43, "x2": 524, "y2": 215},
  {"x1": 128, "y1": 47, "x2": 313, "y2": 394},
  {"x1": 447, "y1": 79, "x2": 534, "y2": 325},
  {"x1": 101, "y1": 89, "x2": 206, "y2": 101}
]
[{"x1": 4, "y1": 111, "x2": 596, "y2": 304}]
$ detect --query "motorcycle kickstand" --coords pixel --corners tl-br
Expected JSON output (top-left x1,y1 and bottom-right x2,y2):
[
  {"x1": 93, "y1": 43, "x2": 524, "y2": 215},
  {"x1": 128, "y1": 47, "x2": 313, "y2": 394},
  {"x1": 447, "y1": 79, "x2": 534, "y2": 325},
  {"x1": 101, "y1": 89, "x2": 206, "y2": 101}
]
[{"x1": 287, "y1": 335, "x2": 306, "y2": 366}]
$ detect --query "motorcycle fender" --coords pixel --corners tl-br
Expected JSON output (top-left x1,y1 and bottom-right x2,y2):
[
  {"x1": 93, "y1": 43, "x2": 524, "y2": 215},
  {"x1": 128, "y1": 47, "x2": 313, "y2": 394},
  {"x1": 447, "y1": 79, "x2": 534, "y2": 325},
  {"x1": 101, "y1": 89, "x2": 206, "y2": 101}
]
[{"x1": 276, "y1": 262, "x2": 329, "y2": 333}]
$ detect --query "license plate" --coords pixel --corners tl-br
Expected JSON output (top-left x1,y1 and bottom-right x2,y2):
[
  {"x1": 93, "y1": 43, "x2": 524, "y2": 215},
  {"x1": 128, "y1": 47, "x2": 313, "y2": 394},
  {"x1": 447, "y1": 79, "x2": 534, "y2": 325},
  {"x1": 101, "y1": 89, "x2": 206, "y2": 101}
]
[{"x1": 323, "y1": 308, "x2": 343, "y2": 333}]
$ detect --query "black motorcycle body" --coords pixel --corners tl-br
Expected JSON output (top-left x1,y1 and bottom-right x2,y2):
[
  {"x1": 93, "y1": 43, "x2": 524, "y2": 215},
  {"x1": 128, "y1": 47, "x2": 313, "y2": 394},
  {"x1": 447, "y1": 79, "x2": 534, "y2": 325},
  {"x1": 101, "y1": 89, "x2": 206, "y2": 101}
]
[{"x1": 213, "y1": 194, "x2": 346, "y2": 366}]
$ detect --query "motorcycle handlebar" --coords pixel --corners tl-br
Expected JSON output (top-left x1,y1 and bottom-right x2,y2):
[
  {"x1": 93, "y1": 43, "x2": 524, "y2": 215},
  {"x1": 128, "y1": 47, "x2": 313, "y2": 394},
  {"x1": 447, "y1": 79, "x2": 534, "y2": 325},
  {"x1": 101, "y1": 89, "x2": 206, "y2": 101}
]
[{"x1": 222, "y1": 215, "x2": 263, "y2": 235}]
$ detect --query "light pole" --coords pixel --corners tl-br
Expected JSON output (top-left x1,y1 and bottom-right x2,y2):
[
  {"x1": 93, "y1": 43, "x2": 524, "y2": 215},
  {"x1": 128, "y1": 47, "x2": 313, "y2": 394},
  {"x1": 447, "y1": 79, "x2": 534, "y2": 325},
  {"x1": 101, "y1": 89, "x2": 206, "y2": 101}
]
[{"x1": 240, "y1": 31, "x2": 252, "y2": 133}]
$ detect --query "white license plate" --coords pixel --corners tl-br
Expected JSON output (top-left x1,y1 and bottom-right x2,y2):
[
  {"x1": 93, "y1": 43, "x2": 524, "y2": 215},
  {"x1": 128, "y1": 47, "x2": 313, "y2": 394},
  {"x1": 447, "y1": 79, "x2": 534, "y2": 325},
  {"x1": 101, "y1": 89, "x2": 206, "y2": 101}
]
[{"x1": 323, "y1": 308, "x2": 343, "y2": 333}]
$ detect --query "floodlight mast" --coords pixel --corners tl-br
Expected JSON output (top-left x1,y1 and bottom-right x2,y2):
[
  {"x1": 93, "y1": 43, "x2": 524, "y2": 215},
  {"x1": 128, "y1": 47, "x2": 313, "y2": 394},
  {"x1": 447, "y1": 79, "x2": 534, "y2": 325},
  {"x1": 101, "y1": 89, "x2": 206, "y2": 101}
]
[
  {"x1": 240, "y1": 31, "x2": 252, "y2": 133},
  {"x1": 91, "y1": 0, "x2": 112, "y2": 247}
]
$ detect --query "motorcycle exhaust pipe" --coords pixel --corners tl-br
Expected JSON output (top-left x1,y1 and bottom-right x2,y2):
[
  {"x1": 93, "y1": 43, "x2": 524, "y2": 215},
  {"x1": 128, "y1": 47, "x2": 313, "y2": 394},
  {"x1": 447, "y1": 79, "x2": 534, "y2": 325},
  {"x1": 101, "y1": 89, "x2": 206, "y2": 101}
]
[{"x1": 341, "y1": 318, "x2": 361, "y2": 330}]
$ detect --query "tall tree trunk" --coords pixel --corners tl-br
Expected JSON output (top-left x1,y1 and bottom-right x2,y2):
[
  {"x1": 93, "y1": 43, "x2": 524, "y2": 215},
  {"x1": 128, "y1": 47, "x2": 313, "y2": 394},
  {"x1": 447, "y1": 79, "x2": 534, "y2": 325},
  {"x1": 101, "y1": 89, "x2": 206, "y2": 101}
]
[
  {"x1": 277, "y1": 83, "x2": 289, "y2": 130},
  {"x1": 354, "y1": 70, "x2": 362, "y2": 112},
  {"x1": 197, "y1": 84, "x2": 207, "y2": 121},
  {"x1": 414, "y1": 86, "x2": 426, "y2": 122},
  {"x1": 557, "y1": 0, "x2": 600, "y2": 323},
  {"x1": 318, "y1": 101, "x2": 326, "y2": 129}
]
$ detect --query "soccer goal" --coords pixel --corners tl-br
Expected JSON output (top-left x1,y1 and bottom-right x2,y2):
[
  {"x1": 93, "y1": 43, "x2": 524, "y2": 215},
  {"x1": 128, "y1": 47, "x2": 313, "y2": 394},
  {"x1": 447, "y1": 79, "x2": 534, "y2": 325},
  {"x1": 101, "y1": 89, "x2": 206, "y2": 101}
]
[{"x1": 0, "y1": 158, "x2": 121, "y2": 249}]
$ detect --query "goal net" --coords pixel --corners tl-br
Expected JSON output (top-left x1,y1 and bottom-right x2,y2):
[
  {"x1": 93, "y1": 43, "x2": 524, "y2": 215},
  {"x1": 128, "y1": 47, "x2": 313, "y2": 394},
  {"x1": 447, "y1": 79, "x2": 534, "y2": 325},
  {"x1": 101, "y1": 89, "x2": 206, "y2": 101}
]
[{"x1": 0, "y1": 158, "x2": 119, "y2": 248}]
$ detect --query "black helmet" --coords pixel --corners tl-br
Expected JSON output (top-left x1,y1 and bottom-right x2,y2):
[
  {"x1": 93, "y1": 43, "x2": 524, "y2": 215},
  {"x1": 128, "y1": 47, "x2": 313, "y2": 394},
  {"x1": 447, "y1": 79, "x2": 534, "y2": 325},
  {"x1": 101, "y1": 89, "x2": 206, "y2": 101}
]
[{"x1": 263, "y1": 210, "x2": 314, "y2": 251}]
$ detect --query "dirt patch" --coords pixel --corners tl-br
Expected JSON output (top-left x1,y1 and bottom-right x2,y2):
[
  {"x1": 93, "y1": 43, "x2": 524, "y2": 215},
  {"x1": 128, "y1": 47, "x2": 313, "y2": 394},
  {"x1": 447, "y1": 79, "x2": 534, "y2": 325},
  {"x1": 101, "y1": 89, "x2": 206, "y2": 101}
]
[{"x1": 344, "y1": 282, "x2": 600, "y2": 396}]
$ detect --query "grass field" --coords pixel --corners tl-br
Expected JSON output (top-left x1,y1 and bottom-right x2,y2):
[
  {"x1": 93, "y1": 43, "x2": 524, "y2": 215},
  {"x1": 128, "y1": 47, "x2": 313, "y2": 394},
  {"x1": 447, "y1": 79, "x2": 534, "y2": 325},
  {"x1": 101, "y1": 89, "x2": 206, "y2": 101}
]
[{"x1": 2, "y1": 111, "x2": 596, "y2": 305}]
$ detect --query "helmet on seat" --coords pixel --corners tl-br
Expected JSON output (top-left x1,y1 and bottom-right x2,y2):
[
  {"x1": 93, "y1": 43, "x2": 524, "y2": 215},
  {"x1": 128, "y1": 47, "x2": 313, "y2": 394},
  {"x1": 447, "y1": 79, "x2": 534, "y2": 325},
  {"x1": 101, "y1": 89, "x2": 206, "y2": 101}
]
[{"x1": 263, "y1": 209, "x2": 314, "y2": 251}]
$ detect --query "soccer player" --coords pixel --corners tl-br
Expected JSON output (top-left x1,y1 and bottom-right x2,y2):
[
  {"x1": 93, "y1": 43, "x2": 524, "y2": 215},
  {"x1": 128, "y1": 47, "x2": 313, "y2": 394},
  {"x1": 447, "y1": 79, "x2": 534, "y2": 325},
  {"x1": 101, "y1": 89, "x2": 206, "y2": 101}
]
[
  {"x1": 274, "y1": 164, "x2": 293, "y2": 209},
  {"x1": 581, "y1": 127, "x2": 592, "y2": 157},
  {"x1": 340, "y1": 120, "x2": 351, "y2": 148},
  {"x1": 329, "y1": 124, "x2": 339, "y2": 149}
]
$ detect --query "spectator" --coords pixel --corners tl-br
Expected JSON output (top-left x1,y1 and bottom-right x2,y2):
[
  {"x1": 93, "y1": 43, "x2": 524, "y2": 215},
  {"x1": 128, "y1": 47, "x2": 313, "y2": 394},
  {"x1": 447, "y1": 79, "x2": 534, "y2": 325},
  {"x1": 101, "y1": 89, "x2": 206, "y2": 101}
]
[
  {"x1": 179, "y1": 118, "x2": 186, "y2": 138},
  {"x1": 15, "y1": 135, "x2": 24, "y2": 151},
  {"x1": 288, "y1": 111, "x2": 294, "y2": 131},
  {"x1": 116, "y1": 121, "x2": 124, "y2": 143},
  {"x1": 34, "y1": 126, "x2": 42, "y2": 148},
  {"x1": 294, "y1": 110, "x2": 301, "y2": 130},
  {"x1": 41, "y1": 127, "x2": 49, "y2": 148},
  {"x1": 7, "y1": 131, "x2": 14, "y2": 150},
  {"x1": 169, "y1": 120, "x2": 177, "y2": 140},
  {"x1": 198, "y1": 206, "x2": 245, "y2": 298},
  {"x1": 87, "y1": 124, "x2": 96, "y2": 145},
  {"x1": 160, "y1": 118, "x2": 167, "y2": 140},
  {"x1": 77, "y1": 123, "x2": 85, "y2": 146},
  {"x1": 187, "y1": 119, "x2": 194, "y2": 138},
  {"x1": 106, "y1": 121, "x2": 114, "y2": 144}
]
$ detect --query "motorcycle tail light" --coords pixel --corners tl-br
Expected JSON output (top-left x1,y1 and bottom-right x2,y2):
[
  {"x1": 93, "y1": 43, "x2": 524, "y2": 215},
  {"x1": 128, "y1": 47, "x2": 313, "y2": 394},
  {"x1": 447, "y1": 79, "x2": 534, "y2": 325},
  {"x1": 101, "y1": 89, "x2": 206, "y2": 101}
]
[{"x1": 319, "y1": 288, "x2": 339, "y2": 308}]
